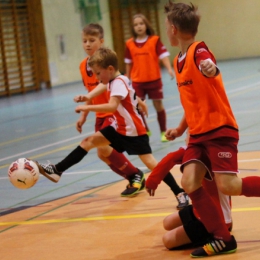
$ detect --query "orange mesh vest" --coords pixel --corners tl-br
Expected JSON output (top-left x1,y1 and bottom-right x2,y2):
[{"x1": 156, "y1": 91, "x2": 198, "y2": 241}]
[
  {"x1": 126, "y1": 36, "x2": 161, "y2": 82},
  {"x1": 80, "y1": 58, "x2": 112, "y2": 118},
  {"x1": 173, "y1": 41, "x2": 238, "y2": 135}
]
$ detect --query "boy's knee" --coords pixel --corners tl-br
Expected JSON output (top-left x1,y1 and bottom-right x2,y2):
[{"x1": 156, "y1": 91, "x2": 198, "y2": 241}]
[
  {"x1": 217, "y1": 184, "x2": 230, "y2": 195},
  {"x1": 215, "y1": 175, "x2": 242, "y2": 195},
  {"x1": 163, "y1": 218, "x2": 171, "y2": 231},
  {"x1": 80, "y1": 136, "x2": 95, "y2": 151},
  {"x1": 162, "y1": 234, "x2": 171, "y2": 249}
]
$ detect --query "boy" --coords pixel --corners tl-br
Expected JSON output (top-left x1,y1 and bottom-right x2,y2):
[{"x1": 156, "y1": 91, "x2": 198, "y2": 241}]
[
  {"x1": 164, "y1": 1, "x2": 260, "y2": 257},
  {"x1": 146, "y1": 132, "x2": 232, "y2": 249},
  {"x1": 75, "y1": 23, "x2": 145, "y2": 197},
  {"x1": 37, "y1": 47, "x2": 188, "y2": 209}
]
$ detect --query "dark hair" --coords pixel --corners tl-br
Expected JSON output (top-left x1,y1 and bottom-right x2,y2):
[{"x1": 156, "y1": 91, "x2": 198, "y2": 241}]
[
  {"x1": 131, "y1": 14, "x2": 155, "y2": 38},
  {"x1": 164, "y1": 1, "x2": 200, "y2": 37},
  {"x1": 82, "y1": 23, "x2": 104, "y2": 39},
  {"x1": 88, "y1": 47, "x2": 118, "y2": 70}
]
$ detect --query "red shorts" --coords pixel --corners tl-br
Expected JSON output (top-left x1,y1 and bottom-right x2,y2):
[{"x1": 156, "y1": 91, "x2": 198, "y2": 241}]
[
  {"x1": 181, "y1": 136, "x2": 239, "y2": 180},
  {"x1": 132, "y1": 79, "x2": 163, "y2": 100},
  {"x1": 95, "y1": 116, "x2": 115, "y2": 132}
]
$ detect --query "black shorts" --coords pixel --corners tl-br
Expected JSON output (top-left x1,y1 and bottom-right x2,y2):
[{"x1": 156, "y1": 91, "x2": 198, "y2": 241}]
[
  {"x1": 99, "y1": 126, "x2": 152, "y2": 155},
  {"x1": 179, "y1": 205, "x2": 211, "y2": 247}
]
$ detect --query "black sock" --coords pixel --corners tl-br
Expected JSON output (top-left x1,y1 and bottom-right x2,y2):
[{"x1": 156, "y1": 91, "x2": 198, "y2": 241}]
[
  {"x1": 163, "y1": 172, "x2": 184, "y2": 196},
  {"x1": 55, "y1": 146, "x2": 88, "y2": 173}
]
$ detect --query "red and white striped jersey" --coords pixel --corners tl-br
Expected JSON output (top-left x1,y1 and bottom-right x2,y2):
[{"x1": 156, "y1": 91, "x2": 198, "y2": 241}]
[{"x1": 107, "y1": 75, "x2": 146, "y2": 136}]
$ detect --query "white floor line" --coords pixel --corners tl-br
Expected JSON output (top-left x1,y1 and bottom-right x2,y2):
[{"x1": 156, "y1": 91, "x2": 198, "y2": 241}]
[{"x1": 1, "y1": 81, "x2": 259, "y2": 163}]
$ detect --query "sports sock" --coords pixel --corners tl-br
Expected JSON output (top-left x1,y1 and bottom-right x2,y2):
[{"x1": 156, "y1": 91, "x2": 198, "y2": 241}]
[
  {"x1": 241, "y1": 176, "x2": 260, "y2": 196},
  {"x1": 163, "y1": 173, "x2": 184, "y2": 195},
  {"x1": 109, "y1": 165, "x2": 125, "y2": 178},
  {"x1": 107, "y1": 149, "x2": 139, "y2": 179},
  {"x1": 189, "y1": 187, "x2": 231, "y2": 241},
  {"x1": 157, "y1": 109, "x2": 166, "y2": 132},
  {"x1": 55, "y1": 145, "x2": 87, "y2": 173}
]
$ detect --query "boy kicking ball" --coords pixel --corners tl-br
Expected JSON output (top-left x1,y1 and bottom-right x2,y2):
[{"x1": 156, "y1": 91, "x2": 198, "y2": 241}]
[{"x1": 37, "y1": 47, "x2": 188, "y2": 208}]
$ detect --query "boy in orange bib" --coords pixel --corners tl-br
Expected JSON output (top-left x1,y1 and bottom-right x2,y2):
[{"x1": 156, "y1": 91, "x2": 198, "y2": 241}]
[{"x1": 162, "y1": 1, "x2": 260, "y2": 257}]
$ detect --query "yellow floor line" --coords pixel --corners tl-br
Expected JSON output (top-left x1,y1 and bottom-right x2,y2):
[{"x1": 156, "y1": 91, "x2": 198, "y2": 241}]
[{"x1": 1, "y1": 207, "x2": 260, "y2": 226}]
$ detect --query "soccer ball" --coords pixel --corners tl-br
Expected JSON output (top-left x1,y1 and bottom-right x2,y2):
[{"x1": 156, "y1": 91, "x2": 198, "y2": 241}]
[{"x1": 8, "y1": 158, "x2": 40, "y2": 189}]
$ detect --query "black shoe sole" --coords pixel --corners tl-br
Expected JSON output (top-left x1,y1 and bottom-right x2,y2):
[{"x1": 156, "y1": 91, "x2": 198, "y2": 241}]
[
  {"x1": 121, "y1": 177, "x2": 145, "y2": 197},
  {"x1": 35, "y1": 161, "x2": 59, "y2": 183}
]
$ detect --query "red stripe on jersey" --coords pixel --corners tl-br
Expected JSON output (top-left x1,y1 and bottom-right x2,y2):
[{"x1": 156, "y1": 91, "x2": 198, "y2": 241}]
[{"x1": 109, "y1": 76, "x2": 146, "y2": 136}]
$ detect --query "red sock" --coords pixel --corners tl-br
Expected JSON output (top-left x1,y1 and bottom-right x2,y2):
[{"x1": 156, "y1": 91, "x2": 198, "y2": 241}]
[
  {"x1": 189, "y1": 187, "x2": 231, "y2": 241},
  {"x1": 107, "y1": 149, "x2": 138, "y2": 179},
  {"x1": 157, "y1": 109, "x2": 166, "y2": 132},
  {"x1": 241, "y1": 177, "x2": 260, "y2": 196},
  {"x1": 109, "y1": 164, "x2": 125, "y2": 178}
]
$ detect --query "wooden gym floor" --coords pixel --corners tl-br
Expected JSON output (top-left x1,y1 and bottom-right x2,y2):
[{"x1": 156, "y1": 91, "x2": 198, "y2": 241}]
[{"x1": 0, "y1": 57, "x2": 260, "y2": 259}]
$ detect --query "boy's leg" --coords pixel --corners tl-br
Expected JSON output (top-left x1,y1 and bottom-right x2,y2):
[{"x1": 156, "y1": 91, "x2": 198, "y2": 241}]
[
  {"x1": 37, "y1": 131, "x2": 110, "y2": 182},
  {"x1": 183, "y1": 162, "x2": 237, "y2": 257},
  {"x1": 106, "y1": 148, "x2": 146, "y2": 197},
  {"x1": 163, "y1": 205, "x2": 211, "y2": 249},
  {"x1": 99, "y1": 126, "x2": 150, "y2": 197},
  {"x1": 163, "y1": 173, "x2": 189, "y2": 210},
  {"x1": 163, "y1": 212, "x2": 183, "y2": 231},
  {"x1": 138, "y1": 153, "x2": 158, "y2": 171},
  {"x1": 106, "y1": 148, "x2": 140, "y2": 179},
  {"x1": 152, "y1": 100, "x2": 168, "y2": 142},
  {"x1": 215, "y1": 173, "x2": 260, "y2": 197},
  {"x1": 97, "y1": 115, "x2": 142, "y2": 181},
  {"x1": 163, "y1": 225, "x2": 191, "y2": 249}
]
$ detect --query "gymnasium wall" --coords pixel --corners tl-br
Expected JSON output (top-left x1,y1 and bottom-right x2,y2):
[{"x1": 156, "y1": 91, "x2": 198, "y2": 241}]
[
  {"x1": 41, "y1": 0, "x2": 260, "y2": 86},
  {"x1": 41, "y1": 0, "x2": 113, "y2": 86},
  {"x1": 158, "y1": 0, "x2": 260, "y2": 60}
]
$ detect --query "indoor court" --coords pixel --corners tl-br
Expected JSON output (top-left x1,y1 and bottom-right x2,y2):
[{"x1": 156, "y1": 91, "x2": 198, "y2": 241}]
[{"x1": 1, "y1": 57, "x2": 260, "y2": 259}]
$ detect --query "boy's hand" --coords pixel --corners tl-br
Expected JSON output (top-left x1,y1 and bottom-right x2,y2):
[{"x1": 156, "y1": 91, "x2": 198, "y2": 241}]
[
  {"x1": 146, "y1": 187, "x2": 155, "y2": 196},
  {"x1": 76, "y1": 117, "x2": 86, "y2": 133},
  {"x1": 74, "y1": 95, "x2": 89, "y2": 103},
  {"x1": 75, "y1": 105, "x2": 88, "y2": 113},
  {"x1": 137, "y1": 99, "x2": 148, "y2": 117},
  {"x1": 165, "y1": 128, "x2": 179, "y2": 141},
  {"x1": 168, "y1": 68, "x2": 175, "y2": 80},
  {"x1": 200, "y1": 59, "x2": 217, "y2": 77}
]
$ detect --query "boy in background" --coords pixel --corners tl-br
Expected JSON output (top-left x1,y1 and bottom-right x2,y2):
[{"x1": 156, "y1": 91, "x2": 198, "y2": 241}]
[{"x1": 125, "y1": 14, "x2": 175, "y2": 142}]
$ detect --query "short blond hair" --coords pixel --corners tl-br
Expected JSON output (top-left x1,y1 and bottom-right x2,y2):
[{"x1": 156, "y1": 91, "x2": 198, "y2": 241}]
[{"x1": 88, "y1": 47, "x2": 118, "y2": 70}]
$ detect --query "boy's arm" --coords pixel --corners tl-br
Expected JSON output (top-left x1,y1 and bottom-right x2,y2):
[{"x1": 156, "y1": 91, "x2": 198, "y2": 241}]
[
  {"x1": 125, "y1": 63, "x2": 132, "y2": 79},
  {"x1": 137, "y1": 97, "x2": 148, "y2": 117},
  {"x1": 146, "y1": 148, "x2": 185, "y2": 196},
  {"x1": 160, "y1": 56, "x2": 175, "y2": 79},
  {"x1": 75, "y1": 98, "x2": 93, "y2": 133},
  {"x1": 74, "y1": 83, "x2": 107, "y2": 103},
  {"x1": 165, "y1": 113, "x2": 188, "y2": 140},
  {"x1": 76, "y1": 111, "x2": 88, "y2": 133},
  {"x1": 75, "y1": 96, "x2": 120, "y2": 113}
]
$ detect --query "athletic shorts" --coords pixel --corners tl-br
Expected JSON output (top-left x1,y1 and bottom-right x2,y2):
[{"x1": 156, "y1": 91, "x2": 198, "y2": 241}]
[
  {"x1": 179, "y1": 205, "x2": 211, "y2": 247},
  {"x1": 181, "y1": 137, "x2": 238, "y2": 180},
  {"x1": 132, "y1": 79, "x2": 163, "y2": 100},
  {"x1": 99, "y1": 125, "x2": 152, "y2": 155},
  {"x1": 95, "y1": 116, "x2": 115, "y2": 132}
]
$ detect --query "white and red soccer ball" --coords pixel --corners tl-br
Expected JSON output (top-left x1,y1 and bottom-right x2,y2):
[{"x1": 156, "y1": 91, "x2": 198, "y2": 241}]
[{"x1": 8, "y1": 158, "x2": 40, "y2": 189}]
